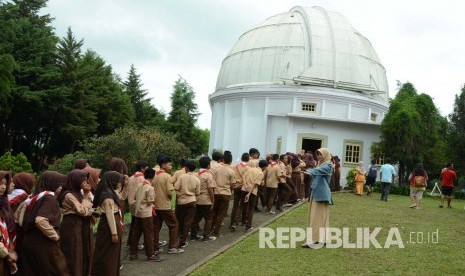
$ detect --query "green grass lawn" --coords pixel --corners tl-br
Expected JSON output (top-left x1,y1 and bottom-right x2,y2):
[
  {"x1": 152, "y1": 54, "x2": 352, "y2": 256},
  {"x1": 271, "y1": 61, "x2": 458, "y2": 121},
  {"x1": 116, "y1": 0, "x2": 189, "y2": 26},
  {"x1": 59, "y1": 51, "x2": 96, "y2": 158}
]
[{"x1": 191, "y1": 193, "x2": 465, "y2": 275}]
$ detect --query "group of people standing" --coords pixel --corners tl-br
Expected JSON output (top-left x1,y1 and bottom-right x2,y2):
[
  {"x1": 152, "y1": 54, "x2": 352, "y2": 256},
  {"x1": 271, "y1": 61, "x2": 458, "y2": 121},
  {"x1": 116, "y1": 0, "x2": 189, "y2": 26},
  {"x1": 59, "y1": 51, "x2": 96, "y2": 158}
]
[
  {"x1": 0, "y1": 157, "x2": 128, "y2": 276},
  {"x1": 353, "y1": 159, "x2": 458, "y2": 209}
]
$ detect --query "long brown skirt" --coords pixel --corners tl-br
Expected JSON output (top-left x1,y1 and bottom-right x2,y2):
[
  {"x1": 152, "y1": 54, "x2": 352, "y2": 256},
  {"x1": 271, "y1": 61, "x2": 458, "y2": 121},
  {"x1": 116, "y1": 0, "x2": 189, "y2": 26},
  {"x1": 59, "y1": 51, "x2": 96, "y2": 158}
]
[
  {"x1": 92, "y1": 213, "x2": 122, "y2": 276},
  {"x1": 60, "y1": 214, "x2": 90, "y2": 276},
  {"x1": 22, "y1": 230, "x2": 69, "y2": 276},
  {"x1": 306, "y1": 195, "x2": 329, "y2": 244}
]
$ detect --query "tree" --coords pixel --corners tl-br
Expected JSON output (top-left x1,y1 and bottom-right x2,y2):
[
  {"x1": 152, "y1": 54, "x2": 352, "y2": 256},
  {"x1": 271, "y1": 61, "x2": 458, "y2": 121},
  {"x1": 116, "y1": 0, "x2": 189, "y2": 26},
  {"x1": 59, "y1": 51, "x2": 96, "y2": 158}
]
[
  {"x1": 0, "y1": 0, "x2": 61, "y2": 169},
  {"x1": 0, "y1": 54, "x2": 16, "y2": 117},
  {"x1": 448, "y1": 85, "x2": 465, "y2": 175},
  {"x1": 56, "y1": 26, "x2": 83, "y2": 83},
  {"x1": 380, "y1": 82, "x2": 446, "y2": 183},
  {"x1": 166, "y1": 77, "x2": 208, "y2": 156},
  {"x1": 123, "y1": 64, "x2": 164, "y2": 128}
]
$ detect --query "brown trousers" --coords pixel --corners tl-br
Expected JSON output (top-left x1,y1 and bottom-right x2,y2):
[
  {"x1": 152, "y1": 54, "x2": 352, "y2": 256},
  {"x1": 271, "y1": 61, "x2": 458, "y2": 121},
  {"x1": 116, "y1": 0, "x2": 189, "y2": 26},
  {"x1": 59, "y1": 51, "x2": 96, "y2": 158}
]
[
  {"x1": 240, "y1": 191, "x2": 257, "y2": 228},
  {"x1": 191, "y1": 205, "x2": 213, "y2": 237},
  {"x1": 130, "y1": 217, "x2": 154, "y2": 257},
  {"x1": 254, "y1": 185, "x2": 266, "y2": 209},
  {"x1": 229, "y1": 187, "x2": 242, "y2": 228},
  {"x1": 276, "y1": 182, "x2": 292, "y2": 210},
  {"x1": 175, "y1": 202, "x2": 196, "y2": 243},
  {"x1": 286, "y1": 177, "x2": 298, "y2": 203},
  {"x1": 265, "y1": 187, "x2": 278, "y2": 212},
  {"x1": 212, "y1": 194, "x2": 231, "y2": 235},
  {"x1": 292, "y1": 172, "x2": 305, "y2": 199},
  {"x1": 126, "y1": 215, "x2": 136, "y2": 246},
  {"x1": 304, "y1": 173, "x2": 312, "y2": 199},
  {"x1": 153, "y1": 209, "x2": 179, "y2": 250}
]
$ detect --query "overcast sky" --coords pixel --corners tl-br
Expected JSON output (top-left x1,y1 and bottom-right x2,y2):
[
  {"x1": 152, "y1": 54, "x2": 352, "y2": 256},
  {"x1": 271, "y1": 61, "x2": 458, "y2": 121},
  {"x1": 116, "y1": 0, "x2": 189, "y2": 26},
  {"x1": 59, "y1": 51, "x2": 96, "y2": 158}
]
[{"x1": 44, "y1": 0, "x2": 465, "y2": 129}]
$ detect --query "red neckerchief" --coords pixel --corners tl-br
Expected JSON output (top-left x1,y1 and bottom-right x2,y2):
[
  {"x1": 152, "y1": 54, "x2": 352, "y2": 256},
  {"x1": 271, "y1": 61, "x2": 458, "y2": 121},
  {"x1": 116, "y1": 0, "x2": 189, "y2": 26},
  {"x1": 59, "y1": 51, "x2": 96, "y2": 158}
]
[
  {"x1": 26, "y1": 191, "x2": 52, "y2": 211},
  {"x1": 0, "y1": 217, "x2": 10, "y2": 250},
  {"x1": 236, "y1": 162, "x2": 249, "y2": 168},
  {"x1": 8, "y1": 189, "x2": 28, "y2": 206},
  {"x1": 270, "y1": 161, "x2": 278, "y2": 166},
  {"x1": 198, "y1": 169, "x2": 209, "y2": 176},
  {"x1": 156, "y1": 170, "x2": 165, "y2": 175},
  {"x1": 133, "y1": 172, "x2": 144, "y2": 178},
  {"x1": 143, "y1": 180, "x2": 151, "y2": 185},
  {"x1": 117, "y1": 208, "x2": 124, "y2": 231}
]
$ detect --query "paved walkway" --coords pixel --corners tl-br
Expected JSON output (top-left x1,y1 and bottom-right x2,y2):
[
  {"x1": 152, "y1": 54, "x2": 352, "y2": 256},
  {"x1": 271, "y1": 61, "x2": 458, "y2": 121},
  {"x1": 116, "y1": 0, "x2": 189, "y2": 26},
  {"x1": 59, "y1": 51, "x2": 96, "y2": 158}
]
[{"x1": 120, "y1": 201, "x2": 304, "y2": 276}]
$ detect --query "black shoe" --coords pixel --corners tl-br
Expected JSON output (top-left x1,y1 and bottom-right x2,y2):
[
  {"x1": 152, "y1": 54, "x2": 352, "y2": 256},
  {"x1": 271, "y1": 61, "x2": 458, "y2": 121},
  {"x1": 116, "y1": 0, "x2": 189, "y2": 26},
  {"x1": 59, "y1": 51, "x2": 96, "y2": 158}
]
[
  {"x1": 439, "y1": 205, "x2": 443, "y2": 208},
  {"x1": 190, "y1": 235, "x2": 202, "y2": 241}
]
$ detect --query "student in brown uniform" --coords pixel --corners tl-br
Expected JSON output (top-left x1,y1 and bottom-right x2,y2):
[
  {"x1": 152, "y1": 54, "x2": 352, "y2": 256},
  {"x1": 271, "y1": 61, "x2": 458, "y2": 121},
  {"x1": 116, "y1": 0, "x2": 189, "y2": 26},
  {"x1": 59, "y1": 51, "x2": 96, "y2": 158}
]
[
  {"x1": 265, "y1": 154, "x2": 283, "y2": 214},
  {"x1": 211, "y1": 152, "x2": 236, "y2": 237},
  {"x1": 241, "y1": 160, "x2": 268, "y2": 231},
  {"x1": 22, "y1": 171, "x2": 69, "y2": 276},
  {"x1": 0, "y1": 171, "x2": 17, "y2": 275},
  {"x1": 79, "y1": 165, "x2": 100, "y2": 275},
  {"x1": 58, "y1": 169, "x2": 93, "y2": 276},
  {"x1": 230, "y1": 153, "x2": 250, "y2": 231},
  {"x1": 171, "y1": 159, "x2": 187, "y2": 186},
  {"x1": 276, "y1": 154, "x2": 293, "y2": 211},
  {"x1": 126, "y1": 161, "x2": 149, "y2": 247},
  {"x1": 9, "y1": 172, "x2": 35, "y2": 275},
  {"x1": 109, "y1": 157, "x2": 129, "y2": 201},
  {"x1": 130, "y1": 168, "x2": 162, "y2": 262},
  {"x1": 152, "y1": 156, "x2": 184, "y2": 254},
  {"x1": 290, "y1": 153, "x2": 306, "y2": 201},
  {"x1": 91, "y1": 171, "x2": 125, "y2": 276},
  {"x1": 248, "y1": 148, "x2": 265, "y2": 212},
  {"x1": 174, "y1": 161, "x2": 200, "y2": 248},
  {"x1": 210, "y1": 152, "x2": 223, "y2": 183},
  {"x1": 190, "y1": 156, "x2": 216, "y2": 242}
]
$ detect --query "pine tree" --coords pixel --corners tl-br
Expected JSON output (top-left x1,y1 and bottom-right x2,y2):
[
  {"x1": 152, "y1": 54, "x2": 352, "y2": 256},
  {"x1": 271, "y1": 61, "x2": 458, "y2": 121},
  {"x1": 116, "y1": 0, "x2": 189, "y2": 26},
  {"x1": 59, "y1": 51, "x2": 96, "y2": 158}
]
[
  {"x1": 448, "y1": 85, "x2": 465, "y2": 175},
  {"x1": 123, "y1": 64, "x2": 165, "y2": 128},
  {"x1": 166, "y1": 77, "x2": 203, "y2": 156}
]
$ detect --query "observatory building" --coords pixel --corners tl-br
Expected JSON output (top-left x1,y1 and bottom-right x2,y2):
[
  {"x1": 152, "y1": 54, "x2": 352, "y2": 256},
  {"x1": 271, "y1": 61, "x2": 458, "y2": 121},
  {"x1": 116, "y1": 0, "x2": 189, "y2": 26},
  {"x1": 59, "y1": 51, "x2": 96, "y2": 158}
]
[{"x1": 208, "y1": 6, "x2": 389, "y2": 185}]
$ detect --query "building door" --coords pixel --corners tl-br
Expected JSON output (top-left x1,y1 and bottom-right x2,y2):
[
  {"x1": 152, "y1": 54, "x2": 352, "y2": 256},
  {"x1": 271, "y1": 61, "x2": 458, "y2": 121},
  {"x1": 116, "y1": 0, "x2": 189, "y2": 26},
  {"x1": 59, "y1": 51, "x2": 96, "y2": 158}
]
[{"x1": 301, "y1": 139, "x2": 322, "y2": 155}]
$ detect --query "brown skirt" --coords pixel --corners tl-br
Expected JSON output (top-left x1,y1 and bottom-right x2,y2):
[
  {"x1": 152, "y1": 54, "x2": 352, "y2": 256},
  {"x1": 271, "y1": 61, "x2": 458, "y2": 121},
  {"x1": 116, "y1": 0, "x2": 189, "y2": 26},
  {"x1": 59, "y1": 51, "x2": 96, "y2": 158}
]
[
  {"x1": 60, "y1": 214, "x2": 91, "y2": 276},
  {"x1": 91, "y1": 213, "x2": 122, "y2": 276},
  {"x1": 22, "y1": 230, "x2": 69, "y2": 276}
]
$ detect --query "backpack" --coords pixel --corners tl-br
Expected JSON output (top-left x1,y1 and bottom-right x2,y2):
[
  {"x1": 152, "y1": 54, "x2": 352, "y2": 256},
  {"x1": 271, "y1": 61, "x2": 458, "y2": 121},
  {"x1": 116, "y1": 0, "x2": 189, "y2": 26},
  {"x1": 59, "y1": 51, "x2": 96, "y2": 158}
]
[
  {"x1": 367, "y1": 165, "x2": 377, "y2": 178},
  {"x1": 414, "y1": 175, "x2": 426, "y2": 187}
]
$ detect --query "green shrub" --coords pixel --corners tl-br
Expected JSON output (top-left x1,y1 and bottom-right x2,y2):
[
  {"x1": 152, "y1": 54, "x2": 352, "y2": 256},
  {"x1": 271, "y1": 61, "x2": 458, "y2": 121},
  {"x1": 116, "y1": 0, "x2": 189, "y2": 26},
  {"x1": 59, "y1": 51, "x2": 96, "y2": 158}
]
[
  {"x1": 47, "y1": 151, "x2": 89, "y2": 175},
  {"x1": 52, "y1": 127, "x2": 190, "y2": 174},
  {"x1": 0, "y1": 151, "x2": 33, "y2": 173},
  {"x1": 345, "y1": 168, "x2": 357, "y2": 189}
]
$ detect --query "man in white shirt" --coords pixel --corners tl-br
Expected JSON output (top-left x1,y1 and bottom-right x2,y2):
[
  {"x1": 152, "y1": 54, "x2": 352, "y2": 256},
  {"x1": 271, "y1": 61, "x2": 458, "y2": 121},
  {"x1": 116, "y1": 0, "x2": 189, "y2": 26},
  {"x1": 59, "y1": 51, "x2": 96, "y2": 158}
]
[{"x1": 379, "y1": 158, "x2": 397, "y2": 202}]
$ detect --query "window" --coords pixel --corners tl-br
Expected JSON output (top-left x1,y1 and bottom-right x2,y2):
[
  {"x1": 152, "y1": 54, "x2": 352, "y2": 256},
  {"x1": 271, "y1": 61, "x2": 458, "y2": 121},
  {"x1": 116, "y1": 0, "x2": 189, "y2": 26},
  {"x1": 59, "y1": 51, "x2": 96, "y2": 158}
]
[
  {"x1": 276, "y1": 136, "x2": 282, "y2": 154},
  {"x1": 370, "y1": 113, "x2": 378, "y2": 122},
  {"x1": 301, "y1": 102, "x2": 316, "y2": 112},
  {"x1": 375, "y1": 154, "x2": 385, "y2": 166},
  {"x1": 344, "y1": 141, "x2": 362, "y2": 164}
]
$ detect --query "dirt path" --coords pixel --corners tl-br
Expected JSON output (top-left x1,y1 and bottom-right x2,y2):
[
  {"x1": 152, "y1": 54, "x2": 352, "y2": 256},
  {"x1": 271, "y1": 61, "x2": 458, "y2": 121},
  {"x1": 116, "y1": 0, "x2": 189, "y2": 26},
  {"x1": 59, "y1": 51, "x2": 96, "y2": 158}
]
[{"x1": 120, "y1": 201, "x2": 303, "y2": 276}]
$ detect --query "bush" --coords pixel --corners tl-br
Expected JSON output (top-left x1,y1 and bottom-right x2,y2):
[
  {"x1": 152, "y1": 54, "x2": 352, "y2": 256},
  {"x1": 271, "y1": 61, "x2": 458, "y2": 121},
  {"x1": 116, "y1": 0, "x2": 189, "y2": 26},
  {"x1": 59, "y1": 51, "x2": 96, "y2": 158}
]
[
  {"x1": 47, "y1": 151, "x2": 90, "y2": 175},
  {"x1": 372, "y1": 182, "x2": 410, "y2": 196},
  {"x1": 0, "y1": 151, "x2": 33, "y2": 173},
  {"x1": 81, "y1": 127, "x2": 190, "y2": 173},
  {"x1": 345, "y1": 168, "x2": 357, "y2": 189}
]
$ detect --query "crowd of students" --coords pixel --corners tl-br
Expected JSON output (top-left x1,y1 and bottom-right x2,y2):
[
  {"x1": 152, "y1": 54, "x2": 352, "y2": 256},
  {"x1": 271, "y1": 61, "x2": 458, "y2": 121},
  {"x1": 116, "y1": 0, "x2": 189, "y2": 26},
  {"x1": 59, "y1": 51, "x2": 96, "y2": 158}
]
[{"x1": 0, "y1": 148, "x2": 322, "y2": 275}]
